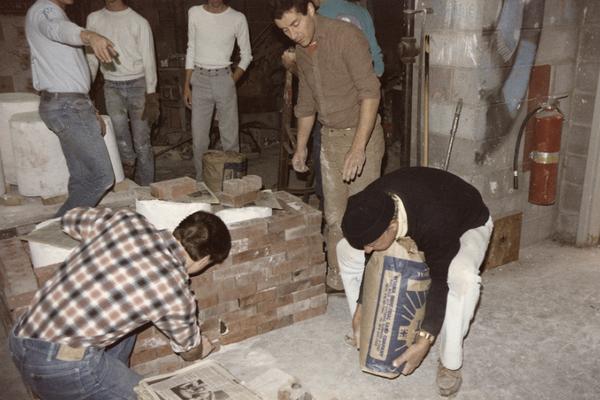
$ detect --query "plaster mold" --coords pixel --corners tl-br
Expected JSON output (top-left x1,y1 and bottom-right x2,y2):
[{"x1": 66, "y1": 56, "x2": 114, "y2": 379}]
[{"x1": 0, "y1": 93, "x2": 40, "y2": 184}]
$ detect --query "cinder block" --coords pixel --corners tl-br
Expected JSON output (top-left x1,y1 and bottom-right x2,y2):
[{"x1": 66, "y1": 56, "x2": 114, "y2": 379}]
[
  {"x1": 571, "y1": 92, "x2": 595, "y2": 126},
  {"x1": 574, "y1": 62, "x2": 600, "y2": 93},
  {"x1": 150, "y1": 176, "x2": 197, "y2": 200},
  {"x1": 563, "y1": 155, "x2": 588, "y2": 185},
  {"x1": 567, "y1": 124, "x2": 592, "y2": 156}
]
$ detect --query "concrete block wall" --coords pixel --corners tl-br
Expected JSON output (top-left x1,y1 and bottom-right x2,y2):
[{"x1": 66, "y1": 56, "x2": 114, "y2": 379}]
[
  {"x1": 556, "y1": 1, "x2": 600, "y2": 242},
  {"x1": 420, "y1": 0, "x2": 581, "y2": 247}
]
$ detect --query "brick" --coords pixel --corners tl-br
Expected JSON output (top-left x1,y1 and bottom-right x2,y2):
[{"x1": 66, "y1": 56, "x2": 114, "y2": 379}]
[
  {"x1": 200, "y1": 317, "x2": 221, "y2": 332},
  {"x1": 267, "y1": 213, "x2": 305, "y2": 233},
  {"x1": 292, "y1": 263, "x2": 326, "y2": 282},
  {"x1": 219, "y1": 282, "x2": 257, "y2": 302},
  {"x1": 131, "y1": 349, "x2": 157, "y2": 366},
  {"x1": 33, "y1": 262, "x2": 61, "y2": 286},
  {"x1": 220, "y1": 325, "x2": 257, "y2": 345},
  {"x1": 257, "y1": 314, "x2": 293, "y2": 334},
  {"x1": 0, "y1": 239, "x2": 38, "y2": 309},
  {"x1": 234, "y1": 271, "x2": 263, "y2": 287},
  {"x1": 292, "y1": 283, "x2": 326, "y2": 303},
  {"x1": 197, "y1": 294, "x2": 219, "y2": 309},
  {"x1": 256, "y1": 271, "x2": 292, "y2": 291},
  {"x1": 150, "y1": 176, "x2": 198, "y2": 200},
  {"x1": 41, "y1": 194, "x2": 68, "y2": 206},
  {"x1": 198, "y1": 300, "x2": 239, "y2": 319},
  {"x1": 221, "y1": 305, "x2": 258, "y2": 323},
  {"x1": 284, "y1": 225, "x2": 306, "y2": 240},
  {"x1": 303, "y1": 212, "x2": 322, "y2": 228},
  {"x1": 222, "y1": 178, "x2": 246, "y2": 195},
  {"x1": 217, "y1": 190, "x2": 259, "y2": 207},
  {"x1": 227, "y1": 219, "x2": 268, "y2": 240},
  {"x1": 293, "y1": 304, "x2": 327, "y2": 323},
  {"x1": 309, "y1": 293, "x2": 328, "y2": 308},
  {"x1": 239, "y1": 287, "x2": 277, "y2": 307},
  {"x1": 278, "y1": 278, "x2": 313, "y2": 297},
  {"x1": 232, "y1": 245, "x2": 275, "y2": 264},
  {"x1": 243, "y1": 175, "x2": 262, "y2": 192},
  {"x1": 282, "y1": 236, "x2": 307, "y2": 253},
  {"x1": 277, "y1": 298, "x2": 312, "y2": 319}
]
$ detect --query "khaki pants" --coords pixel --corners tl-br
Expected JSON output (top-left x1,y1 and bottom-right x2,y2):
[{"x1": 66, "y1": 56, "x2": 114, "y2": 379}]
[{"x1": 320, "y1": 118, "x2": 384, "y2": 289}]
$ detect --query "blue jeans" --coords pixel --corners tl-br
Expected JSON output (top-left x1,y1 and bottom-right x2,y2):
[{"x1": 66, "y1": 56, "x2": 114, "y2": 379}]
[
  {"x1": 104, "y1": 78, "x2": 155, "y2": 185},
  {"x1": 9, "y1": 327, "x2": 141, "y2": 400},
  {"x1": 39, "y1": 92, "x2": 114, "y2": 217}
]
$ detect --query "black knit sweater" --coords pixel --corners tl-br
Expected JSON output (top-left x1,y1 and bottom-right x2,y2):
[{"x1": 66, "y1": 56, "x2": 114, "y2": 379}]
[{"x1": 359, "y1": 167, "x2": 490, "y2": 336}]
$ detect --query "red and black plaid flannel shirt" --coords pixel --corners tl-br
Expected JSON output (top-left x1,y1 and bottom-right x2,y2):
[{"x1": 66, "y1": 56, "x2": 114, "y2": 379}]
[{"x1": 16, "y1": 207, "x2": 201, "y2": 353}]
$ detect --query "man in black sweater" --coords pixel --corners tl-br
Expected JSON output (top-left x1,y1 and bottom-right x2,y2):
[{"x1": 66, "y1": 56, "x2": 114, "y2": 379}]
[{"x1": 338, "y1": 167, "x2": 493, "y2": 397}]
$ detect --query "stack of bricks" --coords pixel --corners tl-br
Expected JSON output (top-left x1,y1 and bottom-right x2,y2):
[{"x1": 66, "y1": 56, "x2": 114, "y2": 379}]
[
  {"x1": 0, "y1": 190, "x2": 327, "y2": 377},
  {"x1": 218, "y1": 175, "x2": 263, "y2": 207}
]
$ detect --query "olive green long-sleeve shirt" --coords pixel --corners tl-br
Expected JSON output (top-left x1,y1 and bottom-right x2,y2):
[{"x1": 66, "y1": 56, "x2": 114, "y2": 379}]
[{"x1": 294, "y1": 15, "x2": 380, "y2": 129}]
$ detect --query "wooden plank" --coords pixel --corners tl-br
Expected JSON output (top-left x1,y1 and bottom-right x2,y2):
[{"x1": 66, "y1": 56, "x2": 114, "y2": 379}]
[{"x1": 483, "y1": 212, "x2": 522, "y2": 271}]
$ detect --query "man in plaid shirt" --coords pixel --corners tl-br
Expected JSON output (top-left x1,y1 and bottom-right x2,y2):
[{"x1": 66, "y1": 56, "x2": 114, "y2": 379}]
[{"x1": 9, "y1": 207, "x2": 231, "y2": 400}]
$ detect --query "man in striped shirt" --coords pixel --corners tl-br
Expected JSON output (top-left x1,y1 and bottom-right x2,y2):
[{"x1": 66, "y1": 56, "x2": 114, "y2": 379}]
[{"x1": 9, "y1": 207, "x2": 231, "y2": 400}]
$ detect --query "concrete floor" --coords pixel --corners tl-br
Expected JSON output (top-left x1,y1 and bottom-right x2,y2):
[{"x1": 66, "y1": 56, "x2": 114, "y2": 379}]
[{"x1": 2, "y1": 142, "x2": 599, "y2": 399}]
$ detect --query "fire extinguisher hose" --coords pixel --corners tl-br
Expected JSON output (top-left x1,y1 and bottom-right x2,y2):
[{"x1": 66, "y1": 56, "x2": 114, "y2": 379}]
[{"x1": 513, "y1": 106, "x2": 542, "y2": 190}]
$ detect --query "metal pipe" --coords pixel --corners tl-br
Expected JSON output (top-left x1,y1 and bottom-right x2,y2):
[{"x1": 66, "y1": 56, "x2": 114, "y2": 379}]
[
  {"x1": 423, "y1": 34, "x2": 430, "y2": 166},
  {"x1": 398, "y1": 0, "x2": 415, "y2": 167},
  {"x1": 444, "y1": 98, "x2": 463, "y2": 171}
]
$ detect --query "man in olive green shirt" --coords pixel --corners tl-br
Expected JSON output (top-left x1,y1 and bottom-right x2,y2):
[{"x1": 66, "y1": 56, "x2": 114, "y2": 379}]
[{"x1": 273, "y1": 0, "x2": 384, "y2": 290}]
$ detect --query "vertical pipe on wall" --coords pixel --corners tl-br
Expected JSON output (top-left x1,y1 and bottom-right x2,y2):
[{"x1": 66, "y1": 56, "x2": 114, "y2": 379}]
[{"x1": 399, "y1": 0, "x2": 415, "y2": 167}]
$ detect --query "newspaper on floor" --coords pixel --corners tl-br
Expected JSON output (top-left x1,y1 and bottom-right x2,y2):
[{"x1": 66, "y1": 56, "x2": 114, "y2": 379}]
[{"x1": 135, "y1": 359, "x2": 262, "y2": 400}]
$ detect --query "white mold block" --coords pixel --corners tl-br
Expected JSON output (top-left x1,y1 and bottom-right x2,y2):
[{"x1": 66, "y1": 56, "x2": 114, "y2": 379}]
[
  {"x1": 0, "y1": 92, "x2": 40, "y2": 185},
  {"x1": 136, "y1": 199, "x2": 212, "y2": 232}
]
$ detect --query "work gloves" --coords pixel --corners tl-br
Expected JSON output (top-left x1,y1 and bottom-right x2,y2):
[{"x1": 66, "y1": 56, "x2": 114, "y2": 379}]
[{"x1": 142, "y1": 92, "x2": 160, "y2": 126}]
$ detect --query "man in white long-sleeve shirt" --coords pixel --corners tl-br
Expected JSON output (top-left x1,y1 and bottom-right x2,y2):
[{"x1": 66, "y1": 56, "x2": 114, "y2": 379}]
[
  {"x1": 183, "y1": 0, "x2": 253, "y2": 181},
  {"x1": 86, "y1": 0, "x2": 159, "y2": 185},
  {"x1": 25, "y1": 0, "x2": 118, "y2": 217}
]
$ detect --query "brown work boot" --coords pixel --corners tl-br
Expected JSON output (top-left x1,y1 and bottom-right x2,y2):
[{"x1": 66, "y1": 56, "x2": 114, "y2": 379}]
[
  {"x1": 436, "y1": 361, "x2": 462, "y2": 397},
  {"x1": 326, "y1": 273, "x2": 344, "y2": 292},
  {"x1": 122, "y1": 162, "x2": 136, "y2": 181}
]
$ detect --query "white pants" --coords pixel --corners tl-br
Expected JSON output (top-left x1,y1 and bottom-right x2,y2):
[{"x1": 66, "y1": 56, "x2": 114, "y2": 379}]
[{"x1": 337, "y1": 217, "x2": 493, "y2": 370}]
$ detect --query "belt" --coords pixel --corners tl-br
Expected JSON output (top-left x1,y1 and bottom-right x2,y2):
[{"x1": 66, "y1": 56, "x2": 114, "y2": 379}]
[
  {"x1": 195, "y1": 66, "x2": 231, "y2": 76},
  {"x1": 40, "y1": 91, "x2": 89, "y2": 100}
]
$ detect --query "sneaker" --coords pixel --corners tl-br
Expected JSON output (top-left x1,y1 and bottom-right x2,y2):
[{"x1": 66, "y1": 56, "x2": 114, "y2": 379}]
[{"x1": 436, "y1": 361, "x2": 462, "y2": 397}]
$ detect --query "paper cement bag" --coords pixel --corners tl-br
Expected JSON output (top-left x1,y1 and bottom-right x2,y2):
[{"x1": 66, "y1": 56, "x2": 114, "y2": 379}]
[
  {"x1": 359, "y1": 237, "x2": 430, "y2": 378},
  {"x1": 202, "y1": 150, "x2": 247, "y2": 192}
]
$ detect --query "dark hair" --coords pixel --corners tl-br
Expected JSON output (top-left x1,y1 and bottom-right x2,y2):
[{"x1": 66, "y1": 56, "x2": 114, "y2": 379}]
[
  {"x1": 270, "y1": 0, "x2": 311, "y2": 19},
  {"x1": 173, "y1": 211, "x2": 231, "y2": 263}
]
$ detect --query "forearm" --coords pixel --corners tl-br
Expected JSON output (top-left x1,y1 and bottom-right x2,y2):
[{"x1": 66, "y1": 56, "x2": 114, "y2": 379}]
[
  {"x1": 184, "y1": 69, "x2": 193, "y2": 89},
  {"x1": 296, "y1": 115, "x2": 316, "y2": 150},
  {"x1": 351, "y1": 97, "x2": 380, "y2": 151}
]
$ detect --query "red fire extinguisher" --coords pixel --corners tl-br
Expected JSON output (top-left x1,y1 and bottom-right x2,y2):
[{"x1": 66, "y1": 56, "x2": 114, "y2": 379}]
[{"x1": 513, "y1": 96, "x2": 566, "y2": 205}]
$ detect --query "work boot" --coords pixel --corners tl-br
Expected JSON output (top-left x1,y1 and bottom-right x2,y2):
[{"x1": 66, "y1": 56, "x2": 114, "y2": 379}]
[
  {"x1": 122, "y1": 162, "x2": 136, "y2": 181},
  {"x1": 326, "y1": 273, "x2": 344, "y2": 292},
  {"x1": 436, "y1": 361, "x2": 462, "y2": 397}
]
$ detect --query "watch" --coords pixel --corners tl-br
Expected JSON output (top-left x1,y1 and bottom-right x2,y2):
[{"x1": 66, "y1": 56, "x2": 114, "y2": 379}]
[{"x1": 417, "y1": 330, "x2": 435, "y2": 344}]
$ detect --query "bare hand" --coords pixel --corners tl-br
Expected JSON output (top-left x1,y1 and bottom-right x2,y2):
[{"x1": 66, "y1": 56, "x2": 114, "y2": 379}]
[
  {"x1": 292, "y1": 146, "x2": 309, "y2": 173},
  {"x1": 179, "y1": 334, "x2": 215, "y2": 362},
  {"x1": 342, "y1": 147, "x2": 366, "y2": 182},
  {"x1": 183, "y1": 85, "x2": 192, "y2": 109},
  {"x1": 84, "y1": 31, "x2": 117, "y2": 64},
  {"x1": 392, "y1": 336, "x2": 432, "y2": 375}
]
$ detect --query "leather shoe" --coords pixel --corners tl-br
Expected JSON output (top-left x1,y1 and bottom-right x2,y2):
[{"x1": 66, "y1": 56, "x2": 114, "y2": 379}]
[{"x1": 436, "y1": 361, "x2": 462, "y2": 397}]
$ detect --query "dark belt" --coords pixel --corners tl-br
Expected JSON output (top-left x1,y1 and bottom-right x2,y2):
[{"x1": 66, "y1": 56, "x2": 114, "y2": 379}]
[{"x1": 40, "y1": 91, "x2": 89, "y2": 100}]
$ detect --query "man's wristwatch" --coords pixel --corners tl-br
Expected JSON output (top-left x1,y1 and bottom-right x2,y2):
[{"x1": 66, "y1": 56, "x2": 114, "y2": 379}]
[{"x1": 417, "y1": 330, "x2": 435, "y2": 345}]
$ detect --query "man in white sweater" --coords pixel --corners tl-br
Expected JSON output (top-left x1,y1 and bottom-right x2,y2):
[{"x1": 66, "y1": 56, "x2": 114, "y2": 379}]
[
  {"x1": 87, "y1": 0, "x2": 158, "y2": 185},
  {"x1": 26, "y1": 0, "x2": 117, "y2": 217},
  {"x1": 184, "y1": 0, "x2": 253, "y2": 181}
]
